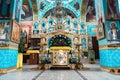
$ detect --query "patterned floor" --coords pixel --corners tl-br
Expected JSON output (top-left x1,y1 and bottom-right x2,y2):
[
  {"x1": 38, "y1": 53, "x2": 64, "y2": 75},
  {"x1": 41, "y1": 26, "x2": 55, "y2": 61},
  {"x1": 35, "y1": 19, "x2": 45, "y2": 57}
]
[{"x1": 0, "y1": 59, "x2": 120, "y2": 80}]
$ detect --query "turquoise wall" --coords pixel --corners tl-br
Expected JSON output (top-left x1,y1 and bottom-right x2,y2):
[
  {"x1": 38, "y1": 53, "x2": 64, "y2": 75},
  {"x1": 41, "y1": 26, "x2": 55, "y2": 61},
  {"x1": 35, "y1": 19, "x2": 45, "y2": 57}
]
[
  {"x1": 0, "y1": 49, "x2": 18, "y2": 68},
  {"x1": 87, "y1": 25, "x2": 96, "y2": 37},
  {"x1": 98, "y1": 39, "x2": 107, "y2": 46},
  {"x1": 100, "y1": 49, "x2": 120, "y2": 68}
]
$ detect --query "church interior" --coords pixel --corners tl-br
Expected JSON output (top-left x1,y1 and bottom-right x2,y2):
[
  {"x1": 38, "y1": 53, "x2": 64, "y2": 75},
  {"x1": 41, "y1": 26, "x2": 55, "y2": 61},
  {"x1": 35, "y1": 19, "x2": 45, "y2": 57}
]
[{"x1": 0, "y1": 0, "x2": 120, "y2": 80}]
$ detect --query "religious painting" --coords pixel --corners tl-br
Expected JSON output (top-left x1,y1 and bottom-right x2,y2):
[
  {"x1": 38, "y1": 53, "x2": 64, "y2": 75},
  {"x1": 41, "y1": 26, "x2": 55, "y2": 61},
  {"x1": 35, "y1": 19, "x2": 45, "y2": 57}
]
[
  {"x1": 73, "y1": 20, "x2": 78, "y2": 28},
  {"x1": 74, "y1": 1, "x2": 80, "y2": 10},
  {"x1": 80, "y1": 22, "x2": 86, "y2": 34},
  {"x1": 21, "y1": 1, "x2": 33, "y2": 21},
  {"x1": 33, "y1": 21, "x2": 39, "y2": 34},
  {"x1": 33, "y1": 21, "x2": 39, "y2": 29},
  {"x1": 97, "y1": 19, "x2": 105, "y2": 40},
  {"x1": 11, "y1": 20, "x2": 20, "y2": 43},
  {"x1": 48, "y1": 18, "x2": 53, "y2": 26},
  {"x1": 86, "y1": 0, "x2": 96, "y2": 22},
  {"x1": 41, "y1": 20, "x2": 46, "y2": 28},
  {"x1": 0, "y1": 0, "x2": 11, "y2": 19},
  {"x1": 20, "y1": 27, "x2": 29, "y2": 44},
  {"x1": 40, "y1": 1, "x2": 46, "y2": 10},
  {"x1": 81, "y1": 38, "x2": 87, "y2": 49},
  {"x1": 14, "y1": 0, "x2": 22, "y2": 22},
  {"x1": 66, "y1": 18, "x2": 71, "y2": 26},
  {"x1": 105, "y1": 0, "x2": 120, "y2": 20},
  {"x1": 88, "y1": 37, "x2": 93, "y2": 50},
  {"x1": 106, "y1": 21, "x2": 120, "y2": 44},
  {"x1": 80, "y1": 22, "x2": 85, "y2": 29},
  {"x1": 0, "y1": 21, "x2": 10, "y2": 40}
]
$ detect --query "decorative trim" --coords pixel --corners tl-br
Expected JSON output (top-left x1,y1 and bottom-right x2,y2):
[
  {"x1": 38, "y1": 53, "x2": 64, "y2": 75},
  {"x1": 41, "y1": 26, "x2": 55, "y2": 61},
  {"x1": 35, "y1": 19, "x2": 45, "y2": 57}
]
[
  {"x1": 101, "y1": 66, "x2": 120, "y2": 71},
  {"x1": 0, "y1": 67, "x2": 17, "y2": 74},
  {"x1": 0, "y1": 46, "x2": 18, "y2": 50},
  {"x1": 99, "y1": 44, "x2": 120, "y2": 50}
]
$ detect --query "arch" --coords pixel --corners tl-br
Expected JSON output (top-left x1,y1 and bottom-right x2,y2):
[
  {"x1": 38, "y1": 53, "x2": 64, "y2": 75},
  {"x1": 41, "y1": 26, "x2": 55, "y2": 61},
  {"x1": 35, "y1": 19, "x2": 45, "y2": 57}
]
[{"x1": 48, "y1": 34, "x2": 72, "y2": 48}]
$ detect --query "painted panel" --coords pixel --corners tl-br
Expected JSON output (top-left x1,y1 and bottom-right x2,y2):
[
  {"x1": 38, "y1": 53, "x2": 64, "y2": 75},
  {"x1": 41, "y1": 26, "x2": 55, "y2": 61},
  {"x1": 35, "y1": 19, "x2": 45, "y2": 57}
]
[
  {"x1": 0, "y1": 49, "x2": 18, "y2": 68},
  {"x1": 105, "y1": 21, "x2": 120, "y2": 44},
  {"x1": 100, "y1": 49, "x2": 120, "y2": 68}
]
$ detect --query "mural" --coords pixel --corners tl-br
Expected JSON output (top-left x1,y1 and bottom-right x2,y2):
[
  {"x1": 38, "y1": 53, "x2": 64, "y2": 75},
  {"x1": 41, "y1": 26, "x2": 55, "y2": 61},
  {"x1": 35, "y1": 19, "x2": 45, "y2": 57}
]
[
  {"x1": 0, "y1": 0, "x2": 11, "y2": 18},
  {"x1": 106, "y1": 21, "x2": 120, "y2": 44},
  {"x1": 21, "y1": 1, "x2": 33, "y2": 21},
  {"x1": 86, "y1": 0, "x2": 96, "y2": 22},
  {"x1": 0, "y1": 21, "x2": 10, "y2": 40},
  {"x1": 11, "y1": 20, "x2": 20, "y2": 43}
]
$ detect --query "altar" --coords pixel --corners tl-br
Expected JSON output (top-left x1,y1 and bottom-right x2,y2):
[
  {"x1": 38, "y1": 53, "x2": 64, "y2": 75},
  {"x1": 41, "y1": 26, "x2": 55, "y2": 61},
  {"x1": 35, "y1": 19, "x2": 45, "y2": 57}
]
[{"x1": 50, "y1": 46, "x2": 71, "y2": 66}]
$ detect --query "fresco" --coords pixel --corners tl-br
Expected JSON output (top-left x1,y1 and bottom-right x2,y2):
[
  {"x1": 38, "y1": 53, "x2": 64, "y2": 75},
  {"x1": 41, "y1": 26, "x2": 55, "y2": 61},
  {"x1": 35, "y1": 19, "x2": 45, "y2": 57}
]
[
  {"x1": 21, "y1": 1, "x2": 33, "y2": 21},
  {"x1": 106, "y1": 21, "x2": 120, "y2": 44},
  {"x1": 0, "y1": 0, "x2": 11, "y2": 18},
  {"x1": 0, "y1": 21, "x2": 10, "y2": 40},
  {"x1": 86, "y1": 0, "x2": 96, "y2": 22}
]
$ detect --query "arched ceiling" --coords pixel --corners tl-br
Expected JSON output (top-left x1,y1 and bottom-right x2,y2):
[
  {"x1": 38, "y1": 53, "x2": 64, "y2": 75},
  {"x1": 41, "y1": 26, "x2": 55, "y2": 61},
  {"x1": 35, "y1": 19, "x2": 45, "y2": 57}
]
[{"x1": 38, "y1": 0, "x2": 82, "y2": 19}]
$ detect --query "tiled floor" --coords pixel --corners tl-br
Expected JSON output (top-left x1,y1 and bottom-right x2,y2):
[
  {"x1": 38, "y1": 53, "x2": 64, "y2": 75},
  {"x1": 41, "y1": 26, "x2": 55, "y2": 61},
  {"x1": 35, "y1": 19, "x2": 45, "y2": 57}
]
[{"x1": 0, "y1": 59, "x2": 120, "y2": 80}]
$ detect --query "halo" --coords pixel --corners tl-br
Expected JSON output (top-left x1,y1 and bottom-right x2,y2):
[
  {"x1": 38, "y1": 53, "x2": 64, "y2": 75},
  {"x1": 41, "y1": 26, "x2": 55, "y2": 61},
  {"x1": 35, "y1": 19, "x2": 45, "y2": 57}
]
[{"x1": 110, "y1": 22, "x2": 116, "y2": 28}]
